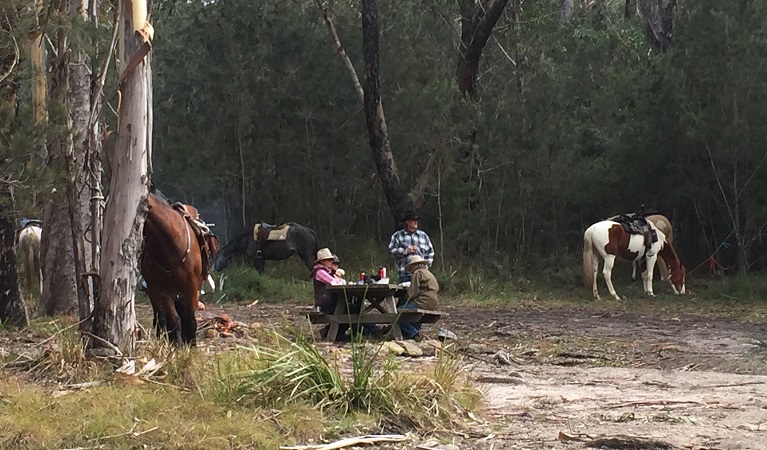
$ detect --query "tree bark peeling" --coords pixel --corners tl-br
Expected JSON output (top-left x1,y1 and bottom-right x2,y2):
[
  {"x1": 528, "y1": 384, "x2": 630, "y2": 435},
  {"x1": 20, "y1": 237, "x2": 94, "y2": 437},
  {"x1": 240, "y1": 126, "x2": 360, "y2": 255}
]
[{"x1": 91, "y1": 0, "x2": 151, "y2": 355}]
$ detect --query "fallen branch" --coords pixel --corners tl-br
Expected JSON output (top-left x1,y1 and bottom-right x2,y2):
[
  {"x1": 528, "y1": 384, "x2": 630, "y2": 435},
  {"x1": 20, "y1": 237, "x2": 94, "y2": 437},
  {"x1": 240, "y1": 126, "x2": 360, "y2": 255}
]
[
  {"x1": 696, "y1": 381, "x2": 765, "y2": 389},
  {"x1": 558, "y1": 431, "x2": 595, "y2": 443},
  {"x1": 586, "y1": 434, "x2": 680, "y2": 449},
  {"x1": 474, "y1": 375, "x2": 523, "y2": 385},
  {"x1": 608, "y1": 399, "x2": 702, "y2": 409},
  {"x1": 64, "y1": 381, "x2": 104, "y2": 390},
  {"x1": 81, "y1": 330, "x2": 123, "y2": 357},
  {"x1": 280, "y1": 434, "x2": 407, "y2": 450}
]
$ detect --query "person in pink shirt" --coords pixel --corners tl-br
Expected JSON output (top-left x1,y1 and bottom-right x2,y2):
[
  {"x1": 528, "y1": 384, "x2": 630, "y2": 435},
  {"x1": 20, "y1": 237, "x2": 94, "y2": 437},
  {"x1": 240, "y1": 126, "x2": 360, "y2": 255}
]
[
  {"x1": 311, "y1": 247, "x2": 341, "y2": 310},
  {"x1": 311, "y1": 248, "x2": 373, "y2": 340}
]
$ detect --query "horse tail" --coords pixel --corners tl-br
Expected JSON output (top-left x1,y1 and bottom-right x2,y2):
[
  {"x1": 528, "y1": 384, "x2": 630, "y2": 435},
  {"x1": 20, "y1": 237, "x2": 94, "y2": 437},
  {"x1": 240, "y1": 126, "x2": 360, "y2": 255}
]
[
  {"x1": 583, "y1": 227, "x2": 596, "y2": 289},
  {"x1": 23, "y1": 241, "x2": 35, "y2": 292}
]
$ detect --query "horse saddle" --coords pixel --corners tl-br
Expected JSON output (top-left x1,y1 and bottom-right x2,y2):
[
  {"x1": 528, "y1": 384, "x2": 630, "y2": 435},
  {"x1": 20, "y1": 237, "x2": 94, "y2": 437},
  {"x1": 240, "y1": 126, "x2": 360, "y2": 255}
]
[
  {"x1": 253, "y1": 223, "x2": 289, "y2": 243},
  {"x1": 252, "y1": 223, "x2": 289, "y2": 259},
  {"x1": 171, "y1": 203, "x2": 218, "y2": 278},
  {"x1": 20, "y1": 218, "x2": 43, "y2": 229},
  {"x1": 612, "y1": 214, "x2": 657, "y2": 253}
]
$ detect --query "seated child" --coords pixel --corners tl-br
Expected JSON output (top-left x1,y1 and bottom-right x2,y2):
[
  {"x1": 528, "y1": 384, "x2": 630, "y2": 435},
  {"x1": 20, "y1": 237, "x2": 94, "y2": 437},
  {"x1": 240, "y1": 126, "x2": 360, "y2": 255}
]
[{"x1": 331, "y1": 254, "x2": 347, "y2": 285}]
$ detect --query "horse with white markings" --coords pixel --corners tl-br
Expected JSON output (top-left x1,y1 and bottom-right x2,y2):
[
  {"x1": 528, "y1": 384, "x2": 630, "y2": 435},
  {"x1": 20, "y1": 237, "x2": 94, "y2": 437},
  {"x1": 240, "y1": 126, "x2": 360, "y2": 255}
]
[{"x1": 583, "y1": 220, "x2": 686, "y2": 300}]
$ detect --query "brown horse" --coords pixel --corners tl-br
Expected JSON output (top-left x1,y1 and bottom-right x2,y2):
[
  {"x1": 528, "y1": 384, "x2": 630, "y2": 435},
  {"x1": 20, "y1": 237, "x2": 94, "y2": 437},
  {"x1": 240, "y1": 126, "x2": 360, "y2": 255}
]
[{"x1": 141, "y1": 193, "x2": 218, "y2": 345}]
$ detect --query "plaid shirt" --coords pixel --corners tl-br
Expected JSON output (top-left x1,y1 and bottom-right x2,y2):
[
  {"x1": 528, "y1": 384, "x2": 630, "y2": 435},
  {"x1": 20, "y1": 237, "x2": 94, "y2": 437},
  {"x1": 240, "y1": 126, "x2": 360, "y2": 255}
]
[{"x1": 388, "y1": 228, "x2": 435, "y2": 277}]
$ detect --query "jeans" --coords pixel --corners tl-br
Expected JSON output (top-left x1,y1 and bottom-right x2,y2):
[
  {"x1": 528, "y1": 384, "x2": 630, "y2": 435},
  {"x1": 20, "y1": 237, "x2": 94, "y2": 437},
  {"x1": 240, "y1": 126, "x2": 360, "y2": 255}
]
[{"x1": 398, "y1": 302, "x2": 421, "y2": 339}]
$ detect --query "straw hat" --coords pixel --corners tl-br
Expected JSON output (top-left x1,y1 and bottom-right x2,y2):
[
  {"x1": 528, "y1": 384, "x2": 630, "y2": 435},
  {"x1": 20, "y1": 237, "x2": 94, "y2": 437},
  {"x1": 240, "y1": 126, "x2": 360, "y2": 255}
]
[
  {"x1": 405, "y1": 254, "x2": 427, "y2": 271},
  {"x1": 315, "y1": 248, "x2": 334, "y2": 263}
]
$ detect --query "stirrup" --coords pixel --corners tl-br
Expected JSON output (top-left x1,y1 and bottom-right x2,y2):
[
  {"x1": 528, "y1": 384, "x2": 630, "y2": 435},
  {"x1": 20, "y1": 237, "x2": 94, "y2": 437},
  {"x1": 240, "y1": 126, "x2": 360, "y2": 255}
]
[{"x1": 256, "y1": 249, "x2": 263, "y2": 259}]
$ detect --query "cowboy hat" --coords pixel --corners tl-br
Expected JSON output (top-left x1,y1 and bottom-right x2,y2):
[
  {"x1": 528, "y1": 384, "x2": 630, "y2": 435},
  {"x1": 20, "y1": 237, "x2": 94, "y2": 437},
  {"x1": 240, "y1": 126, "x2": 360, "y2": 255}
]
[
  {"x1": 405, "y1": 254, "x2": 427, "y2": 271},
  {"x1": 401, "y1": 210, "x2": 420, "y2": 222},
  {"x1": 315, "y1": 248, "x2": 334, "y2": 263}
]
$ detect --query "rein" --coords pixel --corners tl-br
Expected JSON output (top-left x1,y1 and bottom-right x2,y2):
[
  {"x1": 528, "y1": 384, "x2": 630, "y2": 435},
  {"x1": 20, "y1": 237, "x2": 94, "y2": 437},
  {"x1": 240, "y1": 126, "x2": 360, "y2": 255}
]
[{"x1": 180, "y1": 212, "x2": 191, "y2": 263}]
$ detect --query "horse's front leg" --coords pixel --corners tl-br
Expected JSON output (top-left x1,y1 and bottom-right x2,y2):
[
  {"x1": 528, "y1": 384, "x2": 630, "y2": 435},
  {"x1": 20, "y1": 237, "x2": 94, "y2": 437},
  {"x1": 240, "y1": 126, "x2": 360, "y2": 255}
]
[
  {"x1": 642, "y1": 255, "x2": 658, "y2": 297},
  {"x1": 601, "y1": 255, "x2": 621, "y2": 301},
  {"x1": 178, "y1": 284, "x2": 201, "y2": 346}
]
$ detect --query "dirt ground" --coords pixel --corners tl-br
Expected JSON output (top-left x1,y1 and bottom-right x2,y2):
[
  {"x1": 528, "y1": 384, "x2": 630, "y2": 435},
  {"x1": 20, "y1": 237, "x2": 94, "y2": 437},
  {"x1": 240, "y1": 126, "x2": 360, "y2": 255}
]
[{"x1": 198, "y1": 300, "x2": 767, "y2": 450}]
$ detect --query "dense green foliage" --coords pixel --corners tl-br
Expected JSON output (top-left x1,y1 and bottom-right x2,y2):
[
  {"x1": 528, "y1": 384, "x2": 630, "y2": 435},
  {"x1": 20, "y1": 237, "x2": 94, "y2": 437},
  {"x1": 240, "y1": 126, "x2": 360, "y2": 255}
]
[
  {"x1": 149, "y1": 0, "x2": 767, "y2": 278},
  {"x1": 5, "y1": 0, "x2": 767, "y2": 283}
]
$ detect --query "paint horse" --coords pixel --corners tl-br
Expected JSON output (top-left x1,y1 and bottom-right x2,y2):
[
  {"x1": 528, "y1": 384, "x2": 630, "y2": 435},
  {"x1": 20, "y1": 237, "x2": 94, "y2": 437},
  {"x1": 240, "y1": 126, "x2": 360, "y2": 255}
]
[
  {"x1": 141, "y1": 194, "x2": 219, "y2": 345},
  {"x1": 17, "y1": 221, "x2": 43, "y2": 295},
  {"x1": 607, "y1": 213, "x2": 675, "y2": 281},
  {"x1": 583, "y1": 219, "x2": 686, "y2": 301}
]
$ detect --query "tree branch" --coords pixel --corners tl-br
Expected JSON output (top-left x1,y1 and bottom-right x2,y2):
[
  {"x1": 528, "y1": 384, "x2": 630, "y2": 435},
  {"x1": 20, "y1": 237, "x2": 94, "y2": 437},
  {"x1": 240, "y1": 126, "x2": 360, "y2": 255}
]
[
  {"x1": 314, "y1": 0, "x2": 364, "y2": 103},
  {"x1": 456, "y1": 0, "x2": 509, "y2": 98}
]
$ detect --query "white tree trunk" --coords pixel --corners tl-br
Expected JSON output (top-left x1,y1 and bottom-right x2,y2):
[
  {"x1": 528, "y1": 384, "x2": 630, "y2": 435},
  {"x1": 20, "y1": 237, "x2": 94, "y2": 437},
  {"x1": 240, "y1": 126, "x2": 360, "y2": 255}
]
[{"x1": 92, "y1": 0, "x2": 152, "y2": 355}]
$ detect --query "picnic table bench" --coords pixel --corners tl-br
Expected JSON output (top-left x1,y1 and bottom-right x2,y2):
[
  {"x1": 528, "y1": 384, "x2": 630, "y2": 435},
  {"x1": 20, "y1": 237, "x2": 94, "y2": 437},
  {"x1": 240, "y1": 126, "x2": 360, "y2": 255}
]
[{"x1": 307, "y1": 284, "x2": 443, "y2": 341}]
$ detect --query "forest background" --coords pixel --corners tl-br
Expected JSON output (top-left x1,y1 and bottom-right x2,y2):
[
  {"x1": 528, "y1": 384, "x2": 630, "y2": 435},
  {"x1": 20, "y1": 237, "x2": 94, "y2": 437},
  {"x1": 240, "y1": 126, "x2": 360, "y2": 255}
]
[{"x1": 3, "y1": 0, "x2": 767, "y2": 294}]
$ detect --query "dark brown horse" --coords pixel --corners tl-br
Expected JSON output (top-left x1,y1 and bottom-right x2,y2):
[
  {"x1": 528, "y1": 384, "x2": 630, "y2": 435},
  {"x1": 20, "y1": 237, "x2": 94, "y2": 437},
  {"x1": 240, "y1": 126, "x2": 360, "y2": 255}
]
[
  {"x1": 141, "y1": 193, "x2": 218, "y2": 345},
  {"x1": 212, "y1": 222, "x2": 319, "y2": 274}
]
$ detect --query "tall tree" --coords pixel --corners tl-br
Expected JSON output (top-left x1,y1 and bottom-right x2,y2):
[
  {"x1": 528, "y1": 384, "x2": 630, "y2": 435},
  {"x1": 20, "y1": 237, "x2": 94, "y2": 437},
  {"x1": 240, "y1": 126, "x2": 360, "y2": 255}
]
[
  {"x1": 456, "y1": 0, "x2": 508, "y2": 98},
  {"x1": 360, "y1": 0, "x2": 408, "y2": 224},
  {"x1": 67, "y1": 0, "x2": 106, "y2": 327},
  {"x1": 91, "y1": 0, "x2": 152, "y2": 355},
  {"x1": 39, "y1": 0, "x2": 81, "y2": 316}
]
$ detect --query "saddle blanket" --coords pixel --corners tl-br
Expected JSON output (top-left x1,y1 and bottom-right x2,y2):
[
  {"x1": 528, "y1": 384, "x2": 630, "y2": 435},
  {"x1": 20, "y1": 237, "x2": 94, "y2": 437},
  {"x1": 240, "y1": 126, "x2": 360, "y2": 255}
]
[{"x1": 253, "y1": 223, "x2": 289, "y2": 242}]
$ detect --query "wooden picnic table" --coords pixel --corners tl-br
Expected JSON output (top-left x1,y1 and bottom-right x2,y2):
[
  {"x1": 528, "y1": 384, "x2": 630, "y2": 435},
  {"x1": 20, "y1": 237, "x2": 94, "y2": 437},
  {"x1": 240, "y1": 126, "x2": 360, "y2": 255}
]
[{"x1": 307, "y1": 284, "x2": 442, "y2": 341}]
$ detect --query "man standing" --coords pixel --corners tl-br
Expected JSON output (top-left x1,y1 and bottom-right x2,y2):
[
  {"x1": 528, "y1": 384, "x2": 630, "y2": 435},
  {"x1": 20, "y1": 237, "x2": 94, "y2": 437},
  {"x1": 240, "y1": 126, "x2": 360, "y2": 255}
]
[{"x1": 388, "y1": 210, "x2": 435, "y2": 283}]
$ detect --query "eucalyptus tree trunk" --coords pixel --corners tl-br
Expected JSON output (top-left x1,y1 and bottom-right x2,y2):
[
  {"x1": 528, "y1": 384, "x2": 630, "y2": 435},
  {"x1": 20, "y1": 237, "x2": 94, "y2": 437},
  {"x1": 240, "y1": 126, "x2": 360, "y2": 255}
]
[
  {"x1": 30, "y1": 0, "x2": 47, "y2": 138},
  {"x1": 39, "y1": 0, "x2": 82, "y2": 316},
  {"x1": 85, "y1": 0, "x2": 113, "y2": 326},
  {"x1": 67, "y1": 0, "x2": 104, "y2": 327},
  {"x1": 92, "y1": 0, "x2": 152, "y2": 355},
  {"x1": 360, "y1": 0, "x2": 408, "y2": 225}
]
